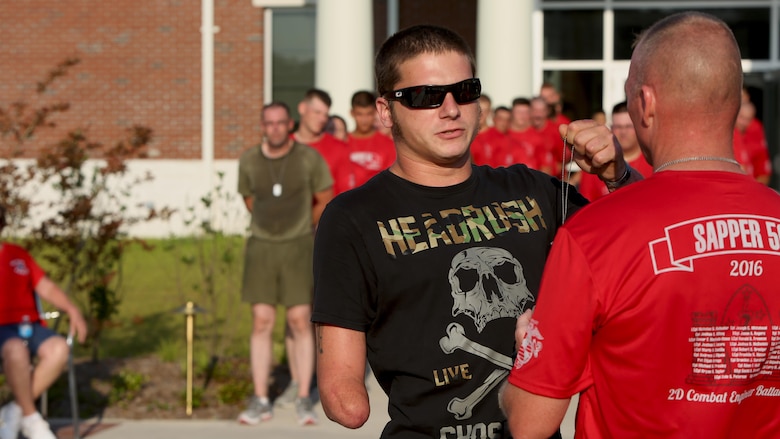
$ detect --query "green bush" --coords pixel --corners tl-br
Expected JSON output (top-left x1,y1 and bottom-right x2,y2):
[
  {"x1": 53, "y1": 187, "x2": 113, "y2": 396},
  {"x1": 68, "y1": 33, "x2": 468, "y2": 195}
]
[
  {"x1": 108, "y1": 370, "x2": 148, "y2": 404},
  {"x1": 156, "y1": 338, "x2": 183, "y2": 363},
  {"x1": 217, "y1": 380, "x2": 252, "y2": 405},
  {"x1": 180, "y1": 387, "x2": 206, "y2": 409}
]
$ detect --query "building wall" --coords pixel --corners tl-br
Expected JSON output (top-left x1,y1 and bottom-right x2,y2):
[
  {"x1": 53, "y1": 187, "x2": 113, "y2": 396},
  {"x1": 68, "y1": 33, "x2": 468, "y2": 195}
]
[
  {"x1": 0, "y1": 0, "x2": 264, "y2": 160},
  {"x1": 398, "y1": 0, "x2": 477, "y2": 56},
  {"x1": 371, "y1": 0, "x2": 477, "y2": 57}
]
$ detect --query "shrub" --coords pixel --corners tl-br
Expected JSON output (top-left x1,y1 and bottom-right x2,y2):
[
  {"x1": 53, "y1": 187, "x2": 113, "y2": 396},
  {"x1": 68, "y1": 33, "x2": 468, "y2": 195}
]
[
  {"x1": 108, "y1": 370, "x2": 148, "y2": 404},
  {"x1": 217, "y1": 380, "x2": 252, "y2": 406}
]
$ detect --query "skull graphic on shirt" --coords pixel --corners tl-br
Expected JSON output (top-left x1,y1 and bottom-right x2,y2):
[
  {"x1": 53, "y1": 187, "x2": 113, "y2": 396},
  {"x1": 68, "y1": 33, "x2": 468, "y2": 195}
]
[{"x1": 448, "y1": 247, "x2": 533, "y2": 333}]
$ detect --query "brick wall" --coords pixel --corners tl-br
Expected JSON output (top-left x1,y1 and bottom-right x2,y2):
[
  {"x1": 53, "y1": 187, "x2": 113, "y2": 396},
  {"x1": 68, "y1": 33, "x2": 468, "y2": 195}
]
[{"x1": 0, "y1": 0, "x2": 264, "y2": 160}]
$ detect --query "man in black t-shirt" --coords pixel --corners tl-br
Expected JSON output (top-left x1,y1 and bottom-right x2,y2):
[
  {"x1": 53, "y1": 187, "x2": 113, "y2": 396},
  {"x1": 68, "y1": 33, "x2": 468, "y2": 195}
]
[{"x1": 312, "y1": 25, "x2": 639, "y2": 439}]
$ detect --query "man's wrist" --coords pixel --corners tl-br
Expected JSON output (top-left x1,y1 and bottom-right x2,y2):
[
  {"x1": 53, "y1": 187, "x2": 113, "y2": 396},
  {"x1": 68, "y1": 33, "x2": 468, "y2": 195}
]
[{"x1": 601, "y1": 164, "x2": 632, "y2": 191}]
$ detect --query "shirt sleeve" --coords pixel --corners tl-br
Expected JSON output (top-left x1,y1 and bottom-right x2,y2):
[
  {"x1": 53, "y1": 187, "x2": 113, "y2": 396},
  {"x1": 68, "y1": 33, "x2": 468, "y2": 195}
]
[
  {"x1": 311, "y1": 150, "x2": 335, "y2": 194},
  {"x1": 507, "y1": 227, "x2": 597, "y2": 398},
  {"x1": 312, "y1": 202, "x2": 376, "y2": 332},
  {"x1": 237, "y1": 153, "x2": 252, "y2": 198}
]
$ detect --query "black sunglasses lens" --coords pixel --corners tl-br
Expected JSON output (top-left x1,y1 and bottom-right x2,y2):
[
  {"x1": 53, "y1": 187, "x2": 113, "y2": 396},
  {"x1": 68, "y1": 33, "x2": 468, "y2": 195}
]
[
  {"x1": 410, "y1": 87, "x2": 446, "y2": 108},
  {"x1": 453, "y1": 80, "x2": 480, "y2": 104},
  {"x1": 393, "y1": 79, "x2": 480, "y2": 108}
]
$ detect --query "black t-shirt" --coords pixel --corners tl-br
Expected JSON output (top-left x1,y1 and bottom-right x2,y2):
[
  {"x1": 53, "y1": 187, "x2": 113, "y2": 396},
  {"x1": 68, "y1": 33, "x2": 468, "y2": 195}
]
[{"x1": 313, "y1": 165, "x2": 587, "y2": 438}]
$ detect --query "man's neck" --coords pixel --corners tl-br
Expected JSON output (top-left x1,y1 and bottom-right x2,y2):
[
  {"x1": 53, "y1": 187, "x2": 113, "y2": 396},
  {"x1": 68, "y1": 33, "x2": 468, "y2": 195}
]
[
  {"x1": 294, "y1": 129, "x2": 323, "y2": 145},
  {"x1": 262, "y1": 139, "x2": 293, "y2": 159},
  {"x1": 389, "y1": 154, "x2": 472, "y2": 188},
  {"x1": 350, "y1": 128, "x2": 375, "y2": 139}
]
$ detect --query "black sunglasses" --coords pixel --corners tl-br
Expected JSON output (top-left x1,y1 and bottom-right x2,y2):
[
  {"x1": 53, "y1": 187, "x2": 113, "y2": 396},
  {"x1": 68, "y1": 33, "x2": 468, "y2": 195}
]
[{"x1": 383, "y1": 78, "x2": 481, "y2": 109}]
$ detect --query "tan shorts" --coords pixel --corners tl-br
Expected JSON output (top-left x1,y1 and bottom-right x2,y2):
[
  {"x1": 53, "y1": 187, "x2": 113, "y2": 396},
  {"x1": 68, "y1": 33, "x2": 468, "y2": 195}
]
[{"x1": 241, "y1": 234, "x2": 314, "y2": 307}]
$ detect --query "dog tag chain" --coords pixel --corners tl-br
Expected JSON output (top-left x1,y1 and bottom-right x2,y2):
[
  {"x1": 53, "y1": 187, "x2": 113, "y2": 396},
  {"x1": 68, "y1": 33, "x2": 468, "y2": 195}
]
[{"x1": 267, "y1": 149, "x2": 290, "y2": 198}]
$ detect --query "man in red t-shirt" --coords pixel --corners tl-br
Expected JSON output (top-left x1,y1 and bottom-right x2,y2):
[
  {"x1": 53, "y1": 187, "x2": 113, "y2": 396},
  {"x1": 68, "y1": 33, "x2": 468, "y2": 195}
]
[
  {"x1": 734, "y1": 101, "x2": 772, "y2": 185},
  {"x1": 294, "y1": 89, "x2": 353, "y2": 196},
  {"x1": 505, "y1": 98, "x2": 551, "y2": 173},
  {"x1": 346, "y1": 91, "x2": 396, "y2": 188},
  {"x1": 578, "y1": 101, "x2": 654, "y2": 201},
  {"x1": 493, "y1": 106, "x2": 511, "y2": 135},
  {"x1": 540, "y1": 82, "x2": 571, "y2": 127},
  {"x1": 471, "y1": 95, "x2": 510, "y2": 167},
  {"x1": 530, "y1": 97, "x2": 565, "y2": 176},
  {"x1": 0, "y1": 205, "x2": 87, "y2": 439},
  {"x1": 502, "y1": 13, "x2": 780, "y2": 439}
]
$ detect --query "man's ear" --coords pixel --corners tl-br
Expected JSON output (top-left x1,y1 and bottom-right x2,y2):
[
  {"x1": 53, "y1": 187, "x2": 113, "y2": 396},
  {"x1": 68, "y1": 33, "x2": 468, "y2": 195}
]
[
  {"x1": 376, "y1": 98, "x2": 393, "y2": 129},
  {"x1": 639, "y1": 85, "x2": 656, "y2": 129}
]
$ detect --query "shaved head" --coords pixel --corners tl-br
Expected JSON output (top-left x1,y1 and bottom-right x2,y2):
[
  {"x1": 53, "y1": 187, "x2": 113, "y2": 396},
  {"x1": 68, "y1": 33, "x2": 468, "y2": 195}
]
[
  {"x1": 625, "y1": 12, "x2": 743, "y2": 164},
  {"x1": 628, "y1": 12, "x2": 742, "y2": 115}
]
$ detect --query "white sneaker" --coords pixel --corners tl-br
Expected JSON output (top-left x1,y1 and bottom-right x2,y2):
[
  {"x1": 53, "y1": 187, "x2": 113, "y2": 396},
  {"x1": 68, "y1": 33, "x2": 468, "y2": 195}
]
[
  {"x1": 19, "y1": 412, "x2": 55, "y2": 439},
  {"x1": 0, "y1": 402, "x2": 22, "y2": 439}
]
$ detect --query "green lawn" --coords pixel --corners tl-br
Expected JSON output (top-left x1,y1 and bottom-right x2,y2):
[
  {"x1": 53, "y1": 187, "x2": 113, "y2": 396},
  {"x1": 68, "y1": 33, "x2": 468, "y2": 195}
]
[
  {"x1": 22, "y1": 235, "x2": 297, "y2": 417},
  {"x1": 62, "y1": 236, "x2": 289, "y2": 365}
]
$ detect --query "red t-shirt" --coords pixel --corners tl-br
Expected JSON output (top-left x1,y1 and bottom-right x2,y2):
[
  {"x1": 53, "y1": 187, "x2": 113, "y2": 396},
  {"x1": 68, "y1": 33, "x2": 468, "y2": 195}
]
[
  {"x1": 300, "y1": 133, "x2": 353, "y2": 196},
  {"x1": 506, "y1": 128, "x2": 551, "y2": 171},
  {"x1": 346, "y1": 131, "x2": 395, "y2": 188},
  {"x1": 0, "y1": 243, "x2": 45, "y2": 325},
  {"x1": 577, "y1": 153, "x2": 654, "y2": 201},
  {"x1": 508, "y1": 171, "x2": 780, "y2": 438},
  {"x1": 471, "y1": 127, "x2": 508, "y2": 167},
  {"x1": 536, "y1": 121, "x2": 565, "y2": 176},
  {"x1": 553, "y1": 114, "x2": 571, "y2": 128},
  {"x1": 733, "y1": 127, "x2": 754, "y2": 177},
  {"x1": 737, "y1": 120, "x2": 772, "y2": 179},
  {"x1": 495, "y1": 134, "x2": 537, "y2": 169}
]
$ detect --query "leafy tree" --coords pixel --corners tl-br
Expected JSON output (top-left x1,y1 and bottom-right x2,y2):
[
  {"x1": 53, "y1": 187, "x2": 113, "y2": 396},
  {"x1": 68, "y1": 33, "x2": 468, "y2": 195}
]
[{"x1": 0, "y1": 58, "x2": 171, "y2": 361}]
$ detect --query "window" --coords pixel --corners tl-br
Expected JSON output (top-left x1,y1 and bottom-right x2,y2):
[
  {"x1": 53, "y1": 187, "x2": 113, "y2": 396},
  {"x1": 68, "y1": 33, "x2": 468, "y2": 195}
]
[
  {"x1": 271, "y1": 7, "x2": 316, "y2": 120},
  {"x1": 544, "y1": 70, "x2": 604, "y2": 120},
  {"x1": 614, "y1": 8, "x2": 770, "y2": 60},
  {"x1": 544, "y1": 10, "x2": 603, "y2": 60}
]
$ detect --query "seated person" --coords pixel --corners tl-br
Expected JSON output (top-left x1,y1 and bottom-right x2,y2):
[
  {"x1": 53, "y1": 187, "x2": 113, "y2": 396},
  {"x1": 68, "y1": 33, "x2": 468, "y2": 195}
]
[{"x1": 0, "y1": 204, "x2": 87, "y2": 439}]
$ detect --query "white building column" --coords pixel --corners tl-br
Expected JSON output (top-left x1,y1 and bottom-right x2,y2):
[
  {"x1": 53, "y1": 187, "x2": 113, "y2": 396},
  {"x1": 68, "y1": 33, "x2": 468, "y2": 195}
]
[
  {"x1": 476, "y1": 0, "x2": 534, "y2": 108},
  {"x1": 315, "y1": 0, "x2": 374, "y2": 129}
]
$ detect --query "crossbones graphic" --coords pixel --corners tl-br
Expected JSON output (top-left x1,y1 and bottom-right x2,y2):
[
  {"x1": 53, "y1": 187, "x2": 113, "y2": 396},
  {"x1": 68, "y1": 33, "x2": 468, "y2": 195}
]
[{"x1": 439, "y1": 322, "x2": 512, "y2": 420}]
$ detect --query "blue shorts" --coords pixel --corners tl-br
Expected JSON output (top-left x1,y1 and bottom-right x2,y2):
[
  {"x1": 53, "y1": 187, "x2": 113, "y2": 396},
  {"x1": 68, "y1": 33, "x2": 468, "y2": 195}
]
[{"x1": 0, "y1": 323, "x2": 60, "y2": 357}]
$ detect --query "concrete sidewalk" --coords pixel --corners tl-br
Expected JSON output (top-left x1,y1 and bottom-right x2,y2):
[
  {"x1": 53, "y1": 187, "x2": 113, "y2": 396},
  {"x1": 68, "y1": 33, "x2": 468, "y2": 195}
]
[
  {"x1": 50, "y1": 374, "x2": 576, "y2": 438},
  {"x1": 52, "y1": 374, "x2": 389, "y2": 439}
]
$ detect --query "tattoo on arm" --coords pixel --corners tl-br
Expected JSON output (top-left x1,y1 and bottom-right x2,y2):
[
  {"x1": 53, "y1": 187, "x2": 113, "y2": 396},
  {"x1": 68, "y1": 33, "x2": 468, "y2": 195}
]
[{"x1": 316, "y1": 324, "x2": 324, "y2": 355}]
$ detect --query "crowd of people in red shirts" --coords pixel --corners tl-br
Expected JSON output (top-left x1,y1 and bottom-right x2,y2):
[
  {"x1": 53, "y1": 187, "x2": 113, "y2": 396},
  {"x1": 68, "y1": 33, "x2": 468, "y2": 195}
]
[
  {"x1": 297, "y1": 82, "x2": 772, "y2": 203},
  {"x1": 291, "y1": 89, "x2": 395, "y2": 198},
  {"x1": 469, "y1": 83, "x2": 773, "y2": 202}
]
